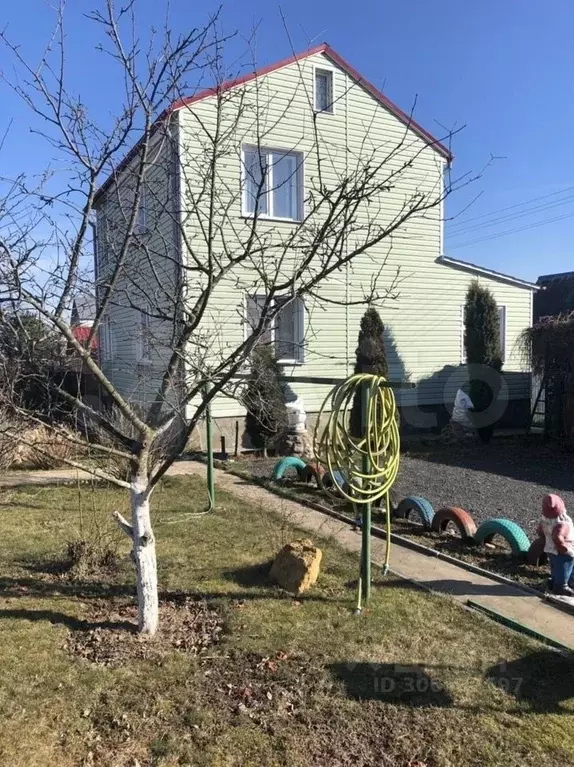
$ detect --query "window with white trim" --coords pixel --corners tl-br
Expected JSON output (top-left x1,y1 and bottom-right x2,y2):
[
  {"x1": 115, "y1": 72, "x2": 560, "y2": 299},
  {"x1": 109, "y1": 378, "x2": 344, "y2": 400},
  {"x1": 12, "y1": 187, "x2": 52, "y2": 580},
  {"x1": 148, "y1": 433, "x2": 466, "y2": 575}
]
[
  {"x1": 460, "y1": 304, "x2": 507, "y2": 363},
  {"x1": 100, "y1": 314, "x2": 114, "y2": 361},
  {"x1": 242, "y1": 146, "x2": 303, "y2": 221},
  {"x1": 246, "y1": 294, "x2": 305, "y2": 363},
  {"x1": 498, "y1": 305, "x2": 506, "y2": 363},
  {"x1": 136, "y1": 306, "x2": 152, "y2": 364},
  {"x1": 314, "y1": 68, "x2": 334, "y2": 113}
]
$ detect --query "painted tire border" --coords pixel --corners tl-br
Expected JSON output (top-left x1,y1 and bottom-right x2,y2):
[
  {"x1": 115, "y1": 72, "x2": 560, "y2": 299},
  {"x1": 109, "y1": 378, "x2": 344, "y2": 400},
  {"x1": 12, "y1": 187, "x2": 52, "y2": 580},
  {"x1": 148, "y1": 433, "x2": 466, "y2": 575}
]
[
  {"x1": 473, "y1": 518, "x2": 531, "y2": 555},
  {"x1": 395, "y1": 496, "x2": 435, "y2": 529},
  {"x1": 431, "y1": 507, "x2": 477, "y2": 540},
  {"x1": 272, "y1": 456, "x2": 307, "y2": 481}
]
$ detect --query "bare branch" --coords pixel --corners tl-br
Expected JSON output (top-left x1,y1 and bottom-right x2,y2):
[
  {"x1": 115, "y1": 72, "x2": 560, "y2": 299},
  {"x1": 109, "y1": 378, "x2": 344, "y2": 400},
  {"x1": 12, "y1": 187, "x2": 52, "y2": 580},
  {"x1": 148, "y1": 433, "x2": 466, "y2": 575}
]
[{"x1": 113, "y1": 510, "x2": 134, "y2": 537}]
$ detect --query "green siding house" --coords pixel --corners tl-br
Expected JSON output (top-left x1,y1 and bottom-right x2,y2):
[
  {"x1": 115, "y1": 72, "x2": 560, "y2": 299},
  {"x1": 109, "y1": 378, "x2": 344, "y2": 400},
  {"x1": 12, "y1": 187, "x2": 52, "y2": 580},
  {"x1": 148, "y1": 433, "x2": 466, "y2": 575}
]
[{"x1": 94, "y1": 43, "x2": 537, "y2": 439}]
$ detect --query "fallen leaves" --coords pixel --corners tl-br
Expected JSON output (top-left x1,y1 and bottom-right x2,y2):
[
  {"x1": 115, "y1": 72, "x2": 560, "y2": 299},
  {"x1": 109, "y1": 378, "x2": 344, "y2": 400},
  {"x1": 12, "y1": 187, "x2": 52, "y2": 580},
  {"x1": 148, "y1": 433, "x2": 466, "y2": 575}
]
[{"x1": 66, "y1": 596, "x2": 224, "y2": 666}]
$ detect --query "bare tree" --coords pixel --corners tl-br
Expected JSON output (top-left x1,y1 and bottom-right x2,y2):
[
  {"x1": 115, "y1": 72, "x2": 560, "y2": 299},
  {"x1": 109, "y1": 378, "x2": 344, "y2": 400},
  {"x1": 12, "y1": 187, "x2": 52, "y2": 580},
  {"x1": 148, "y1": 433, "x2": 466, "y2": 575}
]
[{"x1": 0, "y1": 1, "x2": 473, "y2": 634}]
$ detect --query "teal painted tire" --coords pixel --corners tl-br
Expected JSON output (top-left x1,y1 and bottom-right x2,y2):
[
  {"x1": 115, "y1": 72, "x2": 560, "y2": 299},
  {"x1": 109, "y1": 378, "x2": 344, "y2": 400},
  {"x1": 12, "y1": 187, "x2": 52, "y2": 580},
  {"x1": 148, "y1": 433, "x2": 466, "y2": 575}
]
[
  {"x1": 395, "y1": 496, "x2": 434, "y2": 529},
  {"x1": 272, "y1": 457, "x2": 307, "y2": 481},
  {"x1": 473, "y1": 518, "x2": 530, "y2": 555}
]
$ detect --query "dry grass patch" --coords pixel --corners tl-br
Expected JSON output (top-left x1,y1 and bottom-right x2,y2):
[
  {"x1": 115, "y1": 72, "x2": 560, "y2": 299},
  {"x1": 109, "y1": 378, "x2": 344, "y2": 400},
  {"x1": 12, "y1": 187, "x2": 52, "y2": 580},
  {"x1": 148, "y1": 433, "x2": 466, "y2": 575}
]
[{"x1": 0, "y1": 475, "x2": 572, "y2": 766}]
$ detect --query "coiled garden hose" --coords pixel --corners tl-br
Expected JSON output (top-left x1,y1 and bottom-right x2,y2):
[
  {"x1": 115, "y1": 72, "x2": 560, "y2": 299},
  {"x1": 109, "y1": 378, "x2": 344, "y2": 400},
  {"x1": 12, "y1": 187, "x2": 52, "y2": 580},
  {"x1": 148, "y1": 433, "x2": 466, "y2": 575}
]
[{"x1": 313, "y1": 373, "x2": 400, "y2": 580}]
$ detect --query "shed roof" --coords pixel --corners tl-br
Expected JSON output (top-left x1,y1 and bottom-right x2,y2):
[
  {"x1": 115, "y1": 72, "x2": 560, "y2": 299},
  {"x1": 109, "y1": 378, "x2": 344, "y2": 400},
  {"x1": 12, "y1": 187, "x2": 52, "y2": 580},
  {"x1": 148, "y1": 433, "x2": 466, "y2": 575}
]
[
  {"x1": 437, "y1": 255, "x2": 539, "y2": 291},
  {"x1": 537, "y1": 271, "x2": 574, "y2": 284},
  {"x1": 534, "y1": 271, "x2": 574, "y2": 320}
]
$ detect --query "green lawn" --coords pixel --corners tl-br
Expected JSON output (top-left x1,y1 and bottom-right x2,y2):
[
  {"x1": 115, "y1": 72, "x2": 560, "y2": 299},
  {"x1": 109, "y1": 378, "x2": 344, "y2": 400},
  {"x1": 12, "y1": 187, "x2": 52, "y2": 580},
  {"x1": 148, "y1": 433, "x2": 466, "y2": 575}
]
[{"x1": 0, "y1": 475, "x2": 573, "y2": 766}]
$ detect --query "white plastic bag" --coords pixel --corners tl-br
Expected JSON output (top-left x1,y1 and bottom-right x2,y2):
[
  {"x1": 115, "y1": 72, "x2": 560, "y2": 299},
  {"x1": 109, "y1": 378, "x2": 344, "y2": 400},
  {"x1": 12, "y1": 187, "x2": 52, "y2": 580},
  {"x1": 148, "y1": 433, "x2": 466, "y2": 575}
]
[{"x1": 451, "y1": 389, "x2": 474, "y2": 428}]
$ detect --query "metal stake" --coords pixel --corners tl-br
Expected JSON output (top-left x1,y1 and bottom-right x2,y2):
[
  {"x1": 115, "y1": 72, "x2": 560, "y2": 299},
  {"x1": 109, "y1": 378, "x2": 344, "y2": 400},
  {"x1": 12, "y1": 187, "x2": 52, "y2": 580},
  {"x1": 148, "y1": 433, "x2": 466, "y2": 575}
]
[
  {"x1": 361, "y1": 378, "x2": 372, "y2": 604},
  {"x1": 204, "y1": 383, "x2": 215, "y2": 508}
]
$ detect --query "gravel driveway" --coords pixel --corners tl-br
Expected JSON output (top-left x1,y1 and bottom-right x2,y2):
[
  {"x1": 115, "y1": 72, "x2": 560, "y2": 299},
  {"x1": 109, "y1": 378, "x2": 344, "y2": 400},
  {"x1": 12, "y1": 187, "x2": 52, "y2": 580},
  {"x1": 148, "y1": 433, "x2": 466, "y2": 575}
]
[
  {"x1": 240, "y1": 438, "x2": 574, "y2": 536},
  {"x1": 395, "y1": 440, "x2": 574, "y2": 535}
]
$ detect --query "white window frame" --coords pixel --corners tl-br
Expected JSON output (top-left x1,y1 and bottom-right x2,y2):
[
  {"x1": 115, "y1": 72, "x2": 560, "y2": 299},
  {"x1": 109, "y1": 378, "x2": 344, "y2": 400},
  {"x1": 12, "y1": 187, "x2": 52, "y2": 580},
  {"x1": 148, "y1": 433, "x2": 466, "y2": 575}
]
[
  {"x1": 498, "y1": 305, "x2": 506, "y2": 363},
  {"x1": 136, "y1": 306, "x2": 152, "y2": 365},
  {"x1": 460, "y1": 303, "x2": 507, "y2": 363},
  {"x1": 245, "y1": 294, "x2": 305, "y2": 364},
  {"x1": 313, "y1": 65, "x2": 335, "y2": 114},
  {"x1": 241, "y1": 146, "x2": 304, "y2": 222},
  {"x1": 134, "y1": 184, "x2": 148, "y2": 235},
  {"x1": 100, "y1": 314, "x2": 114, "y2": 362}
]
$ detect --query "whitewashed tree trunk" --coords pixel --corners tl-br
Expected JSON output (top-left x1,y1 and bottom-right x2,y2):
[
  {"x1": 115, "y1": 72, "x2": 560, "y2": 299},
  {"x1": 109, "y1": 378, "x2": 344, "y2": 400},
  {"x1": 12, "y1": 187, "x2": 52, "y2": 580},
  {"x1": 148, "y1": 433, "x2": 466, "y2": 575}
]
[{"x1": 130, "y1": 474, "x2": 158, "y2": 635}]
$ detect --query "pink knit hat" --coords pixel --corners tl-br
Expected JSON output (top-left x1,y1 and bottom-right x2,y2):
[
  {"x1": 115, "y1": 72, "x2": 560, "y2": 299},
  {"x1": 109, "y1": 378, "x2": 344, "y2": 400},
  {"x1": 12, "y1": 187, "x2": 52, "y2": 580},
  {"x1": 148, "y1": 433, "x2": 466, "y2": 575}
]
[{"x1": 542, "y1": 494, "x2": 566, "y2": 519}]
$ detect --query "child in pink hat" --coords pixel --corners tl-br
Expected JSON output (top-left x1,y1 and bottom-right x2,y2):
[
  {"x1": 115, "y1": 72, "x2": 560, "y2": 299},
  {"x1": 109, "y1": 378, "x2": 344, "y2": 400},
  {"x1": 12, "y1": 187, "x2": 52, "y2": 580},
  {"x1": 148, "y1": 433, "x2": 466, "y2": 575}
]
[{"x1": 537, "y1": 494, "x2": 574, "y2": 596}]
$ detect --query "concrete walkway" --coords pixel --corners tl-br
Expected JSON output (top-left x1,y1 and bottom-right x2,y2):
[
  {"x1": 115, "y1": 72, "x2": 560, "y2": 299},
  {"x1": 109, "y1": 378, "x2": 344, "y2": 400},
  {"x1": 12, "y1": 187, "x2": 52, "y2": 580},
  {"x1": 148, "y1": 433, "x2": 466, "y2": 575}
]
[
  {"x1": 3, "y1": 461, "x2": 574, "y2": 650},
  {"x1": 170, "y1": 463, "x2": 574, "y2": 651}
]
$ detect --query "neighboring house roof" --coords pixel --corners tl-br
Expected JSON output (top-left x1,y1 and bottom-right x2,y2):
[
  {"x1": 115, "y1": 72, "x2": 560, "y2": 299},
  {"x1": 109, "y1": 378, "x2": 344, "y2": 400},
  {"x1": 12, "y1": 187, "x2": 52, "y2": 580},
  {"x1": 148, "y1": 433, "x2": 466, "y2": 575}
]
[
  {"x1": 71, "y1": 325, "x2": 98, "y2": 350},
  {"x1": 94, "y1": 42, "x2": 452, "y2": 204},
  {"x1": 537, "y1": 271, "x2": 574, "y2": 284},
  {"x1": 71, "y1": 294, "x2": 96, "y2": 326},
  {"x1": 534, "y1": 271, "x2": 574, "y2": 320},
  {"x1": 437, "y1": 255, "x2": 540, "y2": 291}
]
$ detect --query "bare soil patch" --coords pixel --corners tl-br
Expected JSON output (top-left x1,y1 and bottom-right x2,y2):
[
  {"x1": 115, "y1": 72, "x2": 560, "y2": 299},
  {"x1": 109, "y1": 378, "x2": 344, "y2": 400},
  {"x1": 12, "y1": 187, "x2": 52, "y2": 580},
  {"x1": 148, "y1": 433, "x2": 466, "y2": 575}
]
[{"x1": 67, "y1": 596, "x2": 225, "y2": 666}]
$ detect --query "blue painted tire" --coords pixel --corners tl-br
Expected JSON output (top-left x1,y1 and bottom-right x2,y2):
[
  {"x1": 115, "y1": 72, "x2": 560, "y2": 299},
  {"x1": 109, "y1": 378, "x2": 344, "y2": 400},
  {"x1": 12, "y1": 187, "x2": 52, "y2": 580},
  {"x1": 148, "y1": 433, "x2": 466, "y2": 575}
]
[
  {"x1": 324, "y1": 470, "x2": 345, "y2": 488},
  {"x1": 473, "y1": 518, "x2": 530, "y2": 555},
  {"x1": 322, "y1": 470, "x2": 350, "y2": 497},
  {"x1": 395, "y1": 496, "x2": 434, "y2": 529},
  {"x1": 272, "y1": 457, "x2": 307, "y2": 481}
]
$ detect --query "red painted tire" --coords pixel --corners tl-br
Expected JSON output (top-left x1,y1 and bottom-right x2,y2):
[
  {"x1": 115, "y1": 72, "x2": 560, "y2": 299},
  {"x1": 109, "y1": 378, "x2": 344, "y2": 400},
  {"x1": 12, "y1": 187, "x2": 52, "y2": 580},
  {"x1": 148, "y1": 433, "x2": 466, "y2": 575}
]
[
  {"x1": 431, "y1": 507, "x2": 477, "y2": 540},
  {"x1": 301, "y1": 463, "x2": 326, "y2": 484},
  {"x1": 526, "y1": 536, "x2": 548, "y2": 567}
]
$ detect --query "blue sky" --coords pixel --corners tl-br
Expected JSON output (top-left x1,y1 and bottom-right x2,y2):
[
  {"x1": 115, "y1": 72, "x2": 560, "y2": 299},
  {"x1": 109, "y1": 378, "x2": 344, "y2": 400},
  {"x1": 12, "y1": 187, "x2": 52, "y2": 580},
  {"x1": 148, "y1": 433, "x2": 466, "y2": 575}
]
[{"x1": 1, "y1": 0, "x2": 572, "y2": 281}]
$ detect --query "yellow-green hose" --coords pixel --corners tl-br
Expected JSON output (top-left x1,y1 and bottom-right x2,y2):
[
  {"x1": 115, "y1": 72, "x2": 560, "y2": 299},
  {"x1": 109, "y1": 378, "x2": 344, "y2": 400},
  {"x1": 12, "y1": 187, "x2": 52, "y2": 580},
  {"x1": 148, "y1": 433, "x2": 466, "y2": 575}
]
[{"x1": 313, "y1": 373, "x2": 400, "y2": 574}]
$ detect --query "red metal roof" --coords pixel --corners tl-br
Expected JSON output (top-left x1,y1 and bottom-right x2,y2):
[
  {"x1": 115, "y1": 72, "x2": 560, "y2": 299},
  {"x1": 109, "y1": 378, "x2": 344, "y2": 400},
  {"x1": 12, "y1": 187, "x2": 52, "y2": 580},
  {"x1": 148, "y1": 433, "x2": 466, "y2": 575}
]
[
  {"x1": 95, "y1": 43, "x2": 451, "y2": 203},
  {"x1": 72, "y1": 325, "x2": 98, "y2": 350}
]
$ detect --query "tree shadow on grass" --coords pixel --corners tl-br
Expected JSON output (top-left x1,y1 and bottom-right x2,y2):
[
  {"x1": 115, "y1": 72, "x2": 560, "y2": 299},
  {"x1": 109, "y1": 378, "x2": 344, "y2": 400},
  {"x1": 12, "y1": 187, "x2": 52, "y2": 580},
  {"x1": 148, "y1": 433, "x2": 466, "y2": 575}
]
[
  {"x1": 0, "y1": 498, "x2": 52, "y2": 511},
  {"x1": 222, "y1": 560, "x2": 273, "y2": 588},
  {"x1": 485, "y1": 649, "x2": 574, "y2": 714},
  {"x1": 331, "y1": 653, "x2": 574, "y2": 715},
  {"x1": 0, "y1": 607, "x2": 135, "y2": 633},
  {"x1": 221, "y1": 562, "x2": 335, "y2": 602},
  {"x1": 0, "y1": 573, "x2": 134, "y2": 600},
  {"x1": 0, "y1": 569, "x2": 335, "y2": 607},
  {"x1": 329, "y1": 661, "x2": 454, "y2": 707}
]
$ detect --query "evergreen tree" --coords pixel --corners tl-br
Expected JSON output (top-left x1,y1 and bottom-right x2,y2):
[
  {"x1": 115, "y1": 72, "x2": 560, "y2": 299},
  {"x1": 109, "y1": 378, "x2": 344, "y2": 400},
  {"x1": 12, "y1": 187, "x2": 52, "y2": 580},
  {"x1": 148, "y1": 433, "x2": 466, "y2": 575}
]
[
  {"x1": 244, "y1": 347, "x2": 289, "y2": 457},
  {"x1": 464, "y1": 281, "x2": 503, "y2": 442},
  {"x1": 350, "y1": 307, "x2": 389, "y2": 437}
]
